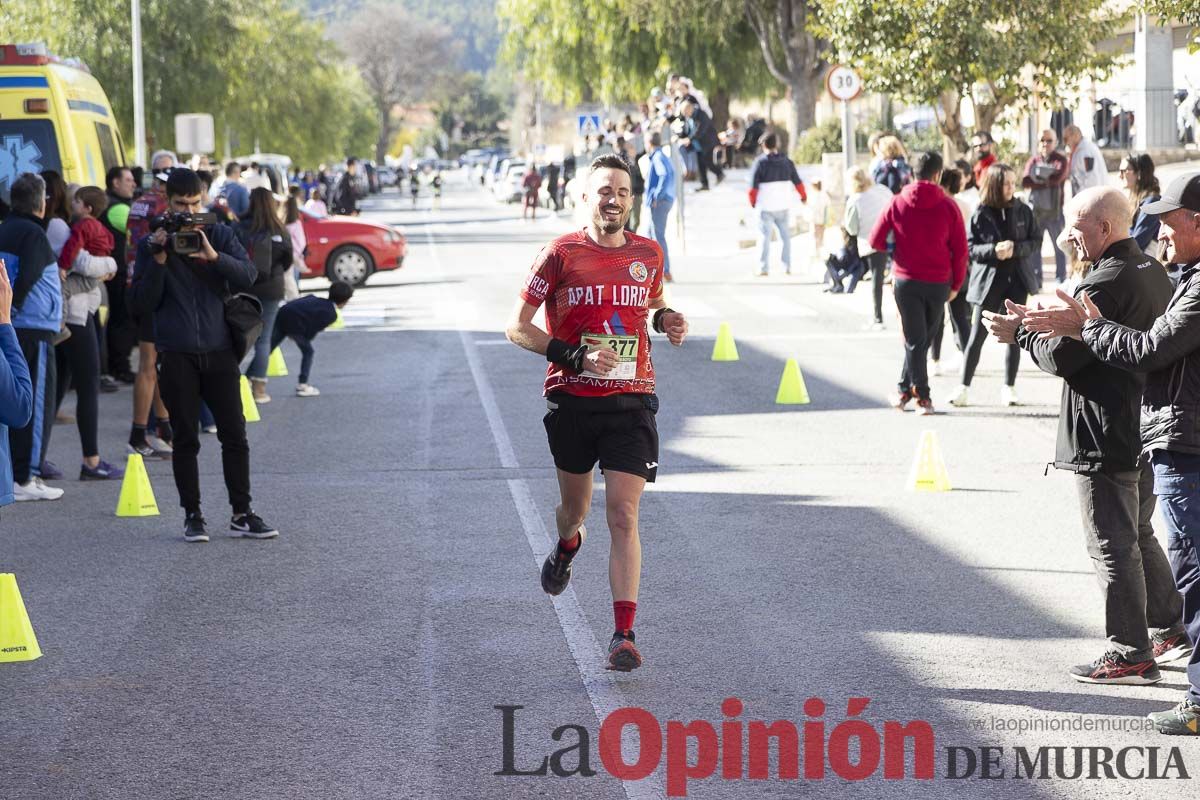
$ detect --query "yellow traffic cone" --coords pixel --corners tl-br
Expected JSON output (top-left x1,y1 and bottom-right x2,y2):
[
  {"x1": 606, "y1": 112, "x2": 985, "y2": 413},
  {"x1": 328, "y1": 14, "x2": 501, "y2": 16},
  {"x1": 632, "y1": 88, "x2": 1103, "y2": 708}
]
[
  {"x1": 116, "y1": 453, "x2": 160, "y2": 517},
  {"x1": 240, "y1": 375, "x2": 261, "y2": 423},
  {"x1": 0, "y1": 574, "x2": 41, "y2": 662},
  {"x1": 267, "y1": 347, "x2": 288, "y2": 377},
  {"x1": 329, "y1": 308, "x2": 345, "y2": 330},
  {"x1": 907, "y1": 430, "x2": 952, "y2": 492},
  {"x1": 775, "y1": 359, "x2": 810, "y2": 405},
  {"x1": 711, "y1": 322, "x2": 739, "y2": 362}
]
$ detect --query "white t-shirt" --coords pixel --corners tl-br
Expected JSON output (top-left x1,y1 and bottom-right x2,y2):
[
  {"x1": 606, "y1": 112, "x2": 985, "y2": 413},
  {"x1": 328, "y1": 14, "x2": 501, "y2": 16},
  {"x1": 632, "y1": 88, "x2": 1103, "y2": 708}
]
[
  {"x1": 807, "y1": 190, "x2": 831, "y2": 227},
  {"x1": 1070, "y1": 137, "x2": 1109, "y2": 194}
]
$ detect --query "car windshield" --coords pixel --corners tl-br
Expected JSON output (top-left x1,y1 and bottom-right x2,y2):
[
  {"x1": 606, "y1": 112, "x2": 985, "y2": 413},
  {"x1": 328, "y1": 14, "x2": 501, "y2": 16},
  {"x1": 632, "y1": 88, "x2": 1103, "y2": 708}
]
[{"x1": 0, "y1": 120, "x2": 63, "y2": 203}]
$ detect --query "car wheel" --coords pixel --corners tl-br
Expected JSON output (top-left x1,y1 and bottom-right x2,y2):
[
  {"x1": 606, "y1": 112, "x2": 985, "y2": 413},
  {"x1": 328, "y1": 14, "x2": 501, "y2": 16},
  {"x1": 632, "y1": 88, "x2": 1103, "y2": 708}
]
[{"x1": 326, "y1": 245, "x2": 374, "y2": 287}]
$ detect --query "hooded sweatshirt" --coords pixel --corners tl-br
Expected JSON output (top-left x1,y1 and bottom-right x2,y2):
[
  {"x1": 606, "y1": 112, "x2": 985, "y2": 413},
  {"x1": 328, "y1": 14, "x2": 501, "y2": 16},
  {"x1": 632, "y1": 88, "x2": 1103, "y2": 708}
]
[{"x1": 869, "y1": 180, "x2": 967, "y2": 291}]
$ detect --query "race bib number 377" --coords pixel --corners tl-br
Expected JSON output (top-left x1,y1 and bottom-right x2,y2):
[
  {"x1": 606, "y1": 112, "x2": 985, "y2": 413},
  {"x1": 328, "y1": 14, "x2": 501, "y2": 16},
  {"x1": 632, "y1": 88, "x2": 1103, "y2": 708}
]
[{"x1": 581, "y1": 332, "x2": 639, "y2": 380}]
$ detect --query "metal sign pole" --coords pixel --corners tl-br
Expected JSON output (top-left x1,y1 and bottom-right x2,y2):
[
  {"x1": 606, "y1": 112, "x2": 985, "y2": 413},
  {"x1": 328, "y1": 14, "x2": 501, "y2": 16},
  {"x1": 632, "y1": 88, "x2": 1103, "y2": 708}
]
[
  {"x1": 842, "y1": 99, "x2": 854, "y2": 173},
  {"x1": 131, "y1": 0, "x2": 146, "y2": 167}
]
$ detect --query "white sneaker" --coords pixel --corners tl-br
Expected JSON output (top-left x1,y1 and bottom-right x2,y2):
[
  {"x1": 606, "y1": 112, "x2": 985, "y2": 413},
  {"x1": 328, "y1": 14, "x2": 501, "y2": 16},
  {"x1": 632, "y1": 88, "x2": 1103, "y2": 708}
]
[
  {"x1": 14, "y1": 478, "x2": 64, "y2": 502},
  {"x1": 1001, "y1": 386, "x2": 1020, "y2": 406},
  {"x1": 948, "y1": 385, "x2": 970, "y2": 407},
  {"x1": 296, "y1": 384, "x2": 320, "y2": 397},
  {"x1": 146, "y1": 434, "x2": 173, "y2": 455},
  {"x1": 931, "y1": 360, "x2": 943, "y2": 376}
]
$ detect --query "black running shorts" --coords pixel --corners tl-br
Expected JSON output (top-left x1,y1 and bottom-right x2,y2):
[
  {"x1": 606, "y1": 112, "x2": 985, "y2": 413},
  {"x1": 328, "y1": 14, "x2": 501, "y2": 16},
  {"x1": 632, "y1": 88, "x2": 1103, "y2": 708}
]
[
  {"x1": 543, "y1": 400, "x2": 659, "y2": 482},
  {"x1": 133, "y1": 311, "x2": 155, "y2": 344}
]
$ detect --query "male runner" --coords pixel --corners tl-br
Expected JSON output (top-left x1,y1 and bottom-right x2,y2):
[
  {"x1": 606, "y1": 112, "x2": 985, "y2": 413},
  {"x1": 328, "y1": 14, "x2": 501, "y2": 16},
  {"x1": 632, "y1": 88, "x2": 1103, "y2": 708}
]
[{"x1": 506, "y1": 154, "x2": 688, "y2": 671}]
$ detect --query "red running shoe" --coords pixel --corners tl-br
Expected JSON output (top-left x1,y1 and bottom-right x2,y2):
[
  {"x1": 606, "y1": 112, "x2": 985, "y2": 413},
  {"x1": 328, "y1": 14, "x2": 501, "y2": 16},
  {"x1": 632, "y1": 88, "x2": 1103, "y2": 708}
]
[{"x1": 607, "y1": 630, "x2": 643, "y2": 672}]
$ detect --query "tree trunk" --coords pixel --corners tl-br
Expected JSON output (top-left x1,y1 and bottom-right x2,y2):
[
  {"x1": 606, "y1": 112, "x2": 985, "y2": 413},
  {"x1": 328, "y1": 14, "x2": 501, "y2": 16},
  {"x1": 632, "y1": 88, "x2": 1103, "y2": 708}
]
[
  {"x1": 936, "y1": 88, "x2": 969, "y2": 160},
  {"x1": 710, "y1": 88, "x2": 731, "y2": 133},
  {"x1": 788, "y1": 75, "x2": 819, "y2": 147},
  {"x1": 375, "y1": 106, "x2": 393, "y2": 164}
]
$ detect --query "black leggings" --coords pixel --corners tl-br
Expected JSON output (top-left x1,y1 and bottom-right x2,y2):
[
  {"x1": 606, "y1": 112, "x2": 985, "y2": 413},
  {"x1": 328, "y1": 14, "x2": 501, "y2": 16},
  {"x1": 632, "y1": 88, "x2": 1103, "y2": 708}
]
[
  {"x1": 865, "y1": 252, "x2": 889, "y2": 323},
  {"x1": 931, "y1": 291, "x2": 970, "y2": 361},
  {"x1": 961, "y1": 276, "x2": 1028, "y2": 387},
  {"x1": 55, "y1": 314, "x2": 101, "y2": 458}
]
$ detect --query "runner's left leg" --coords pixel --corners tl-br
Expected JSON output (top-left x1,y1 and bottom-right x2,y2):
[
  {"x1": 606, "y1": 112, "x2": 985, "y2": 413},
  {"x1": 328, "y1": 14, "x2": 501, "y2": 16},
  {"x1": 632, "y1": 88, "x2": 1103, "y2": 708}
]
[
  {"x1": 605, "y1": 469, "x2": 647, "y2": 671},
  {"x1": 605, "y1": 469, "x2": 645, "y2": 605}
]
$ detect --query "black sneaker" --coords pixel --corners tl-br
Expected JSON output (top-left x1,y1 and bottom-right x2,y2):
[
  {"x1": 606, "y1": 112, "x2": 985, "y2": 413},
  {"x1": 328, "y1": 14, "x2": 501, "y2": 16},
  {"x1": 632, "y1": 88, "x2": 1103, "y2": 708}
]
[
  {"x1": 99, "y1": 374, "x2": 121, "y2": 393},
  {"x1": 230, "y1": 512, "x2": 279, "y2": 539},
  {"x1": 606, "y1": 630, "x2": 643, "y2": 672},
  {"x1": 1149, "y1": 699, "x2": 1200, "y2": 735},
  {"x1": 183, "y1": 513, "x2": 209, "y2": 543},
  {"x1": 540, "y1": 526, "x2": 586, "y2": 596},
  {"x1": 1069, "y1": 651, "x2": 1162, "y2": 685},
  {"x1": 1153, "y1": 630, "x2": 1193, "y2": 664},
  {"x1": 128, "y1": 440, "x2": 172, "y2": 461}
]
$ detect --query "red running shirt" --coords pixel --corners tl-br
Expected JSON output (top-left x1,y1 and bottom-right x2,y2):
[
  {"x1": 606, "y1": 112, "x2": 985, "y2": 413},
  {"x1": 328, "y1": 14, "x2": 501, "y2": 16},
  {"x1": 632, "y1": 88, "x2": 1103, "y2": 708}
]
[{"x1": 520, "y1": 229, "x2": 665, "y2": 397}]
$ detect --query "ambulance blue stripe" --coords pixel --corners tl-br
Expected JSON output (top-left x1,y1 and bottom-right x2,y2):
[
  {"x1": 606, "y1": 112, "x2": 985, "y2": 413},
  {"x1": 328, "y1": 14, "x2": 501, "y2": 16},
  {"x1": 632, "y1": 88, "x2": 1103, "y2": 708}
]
[{"x1": 0, "y1": 76, "x2": 50, "y2": 88}]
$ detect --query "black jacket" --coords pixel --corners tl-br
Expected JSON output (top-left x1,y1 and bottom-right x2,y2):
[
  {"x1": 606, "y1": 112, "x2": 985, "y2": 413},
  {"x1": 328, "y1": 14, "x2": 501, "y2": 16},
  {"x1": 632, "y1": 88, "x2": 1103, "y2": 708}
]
[
  {"x1": 688, "y1": 108, "x2": 720, "y2": 151},
  {"x1": 237, "y1": 225, "x2": 293, "y2": 302},
  {"x1": 1017, "y1": 238, "x2": 1173, "y2": 473},
  {"x1": 966, "y1": 201, "x2": 1042, "y2": 306},
  {"x1": 331, "y1": 173, "x2": 357, "y2": 215},
  {"x1": 129, "y1": 222, "x2": 257, "y2": 354},
  {"x1": 100, "y1": 194, "x2": 131, "y2": 277},
  {"x1": 1083, "y1": 258, "x2": 1200, "y2": 456}
]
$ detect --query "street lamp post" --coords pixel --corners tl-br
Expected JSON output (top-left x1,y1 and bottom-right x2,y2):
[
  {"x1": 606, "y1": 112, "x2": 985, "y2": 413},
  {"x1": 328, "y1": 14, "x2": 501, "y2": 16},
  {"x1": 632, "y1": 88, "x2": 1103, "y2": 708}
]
[{"x1": 131, "y1": 0, "x2": 147, "y2": 167}]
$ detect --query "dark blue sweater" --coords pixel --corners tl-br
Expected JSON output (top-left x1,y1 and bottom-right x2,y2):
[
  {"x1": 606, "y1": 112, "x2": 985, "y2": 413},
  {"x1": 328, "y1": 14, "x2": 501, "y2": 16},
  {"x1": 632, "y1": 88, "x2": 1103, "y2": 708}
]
[{"x1": 276, "y1": 295, "x2": 338, "y2": 340}]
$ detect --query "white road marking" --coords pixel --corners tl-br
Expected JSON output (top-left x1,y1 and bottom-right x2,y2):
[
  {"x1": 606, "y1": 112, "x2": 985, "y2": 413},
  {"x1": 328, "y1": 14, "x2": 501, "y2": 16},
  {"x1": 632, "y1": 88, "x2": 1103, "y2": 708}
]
[
  {"x1": 659, "y1": 293, "x2": 720, "y2": 318},
  {"x1": 733, "y1": 293, "x2": 817, "y2": 317},
  {"x1": 425, "y1": 222, "x2": 666, "y2": 800}
]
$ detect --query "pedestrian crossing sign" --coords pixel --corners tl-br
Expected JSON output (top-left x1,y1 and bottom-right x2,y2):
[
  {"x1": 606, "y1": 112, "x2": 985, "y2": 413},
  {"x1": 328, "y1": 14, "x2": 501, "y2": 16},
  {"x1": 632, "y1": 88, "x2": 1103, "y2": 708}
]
[{"x1": 577, "y1": 113, "x2": 602, "y2": 138}]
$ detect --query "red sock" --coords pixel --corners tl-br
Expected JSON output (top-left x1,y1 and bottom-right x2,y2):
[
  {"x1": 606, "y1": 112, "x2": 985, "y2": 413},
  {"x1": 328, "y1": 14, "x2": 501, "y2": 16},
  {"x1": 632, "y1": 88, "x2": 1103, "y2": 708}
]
[
  {"x1": 613, "y1": 601, "x2": 637, "y2": 633},
  {"x1": 559, "y1": 531, "x2": 581, "y2": 553}
]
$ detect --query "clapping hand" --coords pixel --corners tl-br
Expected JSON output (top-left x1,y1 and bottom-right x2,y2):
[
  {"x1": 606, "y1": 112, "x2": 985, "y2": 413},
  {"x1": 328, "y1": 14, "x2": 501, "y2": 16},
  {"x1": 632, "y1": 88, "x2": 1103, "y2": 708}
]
[{"x1": 1022, "y1": 287, "x2": 1103, "y2": 341}]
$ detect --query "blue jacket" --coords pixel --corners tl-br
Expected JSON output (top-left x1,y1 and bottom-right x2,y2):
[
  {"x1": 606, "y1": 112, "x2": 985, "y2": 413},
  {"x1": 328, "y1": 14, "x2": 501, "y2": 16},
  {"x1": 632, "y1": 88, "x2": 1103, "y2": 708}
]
[
  {"x1": 129, "y1": 223, "x2": 257, "y2": 353},
  {"x1": 275, "y1": 295, "x2": 337, "y2": 340},
  {"x1": 0, "y1": 323, "x2": 33, "y2": 506},
  {"x1": 0, "y1": 212, "x2": 62, "y2": 334},
  {"x1": 645, "y1": 148, "x2": 676, "y2": 204},
  {"x1": 1132, "y1": 195, "x2": 1161, "y2": 252}
]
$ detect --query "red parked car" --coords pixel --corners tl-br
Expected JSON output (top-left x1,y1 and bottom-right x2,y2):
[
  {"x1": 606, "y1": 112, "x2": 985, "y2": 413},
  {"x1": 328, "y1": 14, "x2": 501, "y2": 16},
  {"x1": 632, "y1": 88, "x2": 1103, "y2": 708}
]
[{"x1": 300, "y1": 210, "x2": 405, "y2": 286}]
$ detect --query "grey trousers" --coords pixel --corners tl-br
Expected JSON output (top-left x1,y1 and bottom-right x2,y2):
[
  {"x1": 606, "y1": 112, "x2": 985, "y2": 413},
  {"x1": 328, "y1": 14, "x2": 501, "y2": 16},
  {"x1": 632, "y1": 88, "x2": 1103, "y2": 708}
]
[{"x1": 1075, "y1": 459, "x2": 1184, "y2": 660}]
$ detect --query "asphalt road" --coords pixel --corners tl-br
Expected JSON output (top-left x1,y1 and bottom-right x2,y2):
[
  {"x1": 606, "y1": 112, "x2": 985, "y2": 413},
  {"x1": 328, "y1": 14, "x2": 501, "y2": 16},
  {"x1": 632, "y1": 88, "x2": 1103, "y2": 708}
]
[{"x1": 1, "y1": 171, "x2": 1195, "y2": 799}]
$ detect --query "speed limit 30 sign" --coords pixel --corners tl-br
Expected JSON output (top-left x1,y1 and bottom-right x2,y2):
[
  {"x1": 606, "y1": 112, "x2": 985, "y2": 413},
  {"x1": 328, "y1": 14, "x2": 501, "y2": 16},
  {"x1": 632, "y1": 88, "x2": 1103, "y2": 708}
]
[{"x1": 826, "y1": 65, "x2": 863, "y2": 102}]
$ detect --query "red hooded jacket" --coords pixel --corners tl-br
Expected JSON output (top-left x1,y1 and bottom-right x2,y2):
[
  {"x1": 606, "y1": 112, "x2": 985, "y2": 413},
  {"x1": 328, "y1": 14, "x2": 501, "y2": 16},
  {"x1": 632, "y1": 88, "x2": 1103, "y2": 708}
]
[{"x1": 869, "y1": 180, "x2": 967, "y2": 292}]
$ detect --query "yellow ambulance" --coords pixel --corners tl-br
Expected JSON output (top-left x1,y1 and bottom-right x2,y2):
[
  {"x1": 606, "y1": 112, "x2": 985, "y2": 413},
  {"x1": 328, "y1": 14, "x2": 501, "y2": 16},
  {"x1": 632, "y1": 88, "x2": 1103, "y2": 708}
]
[{"x1": 0, "y1": 42, "x2": 126, "y2": 202}]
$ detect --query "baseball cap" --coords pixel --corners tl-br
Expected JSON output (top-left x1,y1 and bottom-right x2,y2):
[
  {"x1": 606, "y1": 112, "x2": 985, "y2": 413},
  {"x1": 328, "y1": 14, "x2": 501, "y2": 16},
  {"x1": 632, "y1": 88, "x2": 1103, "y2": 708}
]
[{"x1": 1142, "y1": 172, "x2": 1200, "y2": 215}]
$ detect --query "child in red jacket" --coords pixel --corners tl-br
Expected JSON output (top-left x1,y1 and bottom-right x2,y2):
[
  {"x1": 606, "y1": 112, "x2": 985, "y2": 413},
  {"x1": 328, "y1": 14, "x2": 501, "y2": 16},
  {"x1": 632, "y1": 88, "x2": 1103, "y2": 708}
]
[{"x1": 57, "y1": 186, "x2": 116, "y2": 338}]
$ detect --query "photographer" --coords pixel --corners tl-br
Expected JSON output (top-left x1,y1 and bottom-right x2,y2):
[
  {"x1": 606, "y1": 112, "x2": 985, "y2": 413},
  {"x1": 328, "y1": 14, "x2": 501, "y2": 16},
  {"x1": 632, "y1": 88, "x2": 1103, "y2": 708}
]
[{"x1": 130, "y1": 168, "x2": 279, "y2": 543}]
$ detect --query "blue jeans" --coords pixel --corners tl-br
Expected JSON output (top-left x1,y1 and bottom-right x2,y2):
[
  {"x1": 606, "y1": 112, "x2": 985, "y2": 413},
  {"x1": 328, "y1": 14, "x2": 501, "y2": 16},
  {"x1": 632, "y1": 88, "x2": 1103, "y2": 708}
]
[
  {"x1": 244, "y1": 298, "x2": 281, "y2": 380},
  {"x1": 270, "y1": 325, "x2": 316, "y2": 384},
  {"x1": 758, "y1": 209, "x2": 791, "y2": 274},
  {"x1": 646, "y1": 197, "x2": 674, "y2": 276},
  {"x1": 1151, "y1": 449, "x2": 1200, "y2": 702}
]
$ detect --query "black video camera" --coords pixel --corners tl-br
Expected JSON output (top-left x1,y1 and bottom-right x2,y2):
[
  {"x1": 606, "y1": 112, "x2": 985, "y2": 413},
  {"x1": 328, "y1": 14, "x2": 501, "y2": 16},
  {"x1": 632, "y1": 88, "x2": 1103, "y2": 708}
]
[{"x1": 149, "y1": 211, "x2": 218, "y2": 255}]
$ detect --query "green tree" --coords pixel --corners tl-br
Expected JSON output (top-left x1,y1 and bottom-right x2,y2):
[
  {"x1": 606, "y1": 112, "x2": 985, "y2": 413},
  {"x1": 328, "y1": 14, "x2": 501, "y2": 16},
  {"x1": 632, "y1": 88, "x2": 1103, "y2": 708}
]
[
  {"x1": 1, "y1": 0, "x2": 378, "y2": 166},
  {"x1": 331, "y1": 2, "x2": 461, "y2": 163},
  {"x1": 741, "y1": 1, "x2": 829, "y2": 140},
  {"x1": 816, "y1": 0, "x2": 1124, "y2": 154},
  {"x1": 500, "y1": 0, "x2": 820, "y2": 137},
  {"x1": 434, "y1": 72, "x2": 508, "y2": 150}
]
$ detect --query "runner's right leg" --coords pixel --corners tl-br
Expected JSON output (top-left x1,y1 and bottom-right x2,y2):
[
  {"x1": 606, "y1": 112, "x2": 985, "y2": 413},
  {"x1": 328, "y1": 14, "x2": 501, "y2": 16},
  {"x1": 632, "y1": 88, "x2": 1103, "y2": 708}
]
[{"x1": 540, "y1": 468, "x2": 591, "y2": 596}]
